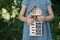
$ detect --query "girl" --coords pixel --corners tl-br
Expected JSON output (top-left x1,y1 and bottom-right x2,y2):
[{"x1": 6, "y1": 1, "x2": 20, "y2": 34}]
[{"x1": 19, "y1": 0, "x2": 54, "y2": 40}]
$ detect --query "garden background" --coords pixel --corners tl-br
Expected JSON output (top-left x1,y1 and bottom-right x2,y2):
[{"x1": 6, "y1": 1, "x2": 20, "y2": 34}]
[{"x1": 0, "y1": 0, "x2": 60, "y2": 40}]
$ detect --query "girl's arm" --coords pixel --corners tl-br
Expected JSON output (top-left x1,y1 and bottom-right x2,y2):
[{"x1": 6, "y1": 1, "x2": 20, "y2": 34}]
[
  {"x1": 45, "y1": 6, "x2": 54, "y2": 21},
  {"x1": 19, "y1": 6, "x2": 35, "y2": 25},
  {"x1": 19, "y1": 6, "x2": 27, "y2": 22}
]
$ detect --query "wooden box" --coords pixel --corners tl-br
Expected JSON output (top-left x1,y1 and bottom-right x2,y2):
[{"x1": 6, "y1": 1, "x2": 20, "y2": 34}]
[{"x1": 29, "y1": 6, "x2": 43, "y2": 36}]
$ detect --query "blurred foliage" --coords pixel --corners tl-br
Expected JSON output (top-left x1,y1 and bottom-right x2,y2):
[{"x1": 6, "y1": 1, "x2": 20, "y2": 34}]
[
  {"x1": 0, "y1": 0, "x2": 60, "y2": 40},
  {"x1": 0, "y1": 0, "x2": 23, "y2": 40}
]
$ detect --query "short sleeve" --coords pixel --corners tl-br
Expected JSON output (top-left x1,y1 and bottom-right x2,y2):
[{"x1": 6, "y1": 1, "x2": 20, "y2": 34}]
[
  {"x1": 45, "y1": 0, "x2": 52, "y2": 7},
  {"x1": 21, "y1": 0, "x2": 29, "y2": 7}
]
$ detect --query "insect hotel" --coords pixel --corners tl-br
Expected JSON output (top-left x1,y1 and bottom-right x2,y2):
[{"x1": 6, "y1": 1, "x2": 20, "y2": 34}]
[{"x1": 29, "y1": 6, "x2": 43, "y2": 36}]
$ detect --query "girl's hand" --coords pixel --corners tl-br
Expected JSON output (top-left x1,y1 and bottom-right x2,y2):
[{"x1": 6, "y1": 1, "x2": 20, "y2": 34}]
[
  {"x1": 37, "y1": 13, "x2": 45, "y2": 23},
  {"x1": 26, "y1": 15, "x2": 35, "y2": 25}
]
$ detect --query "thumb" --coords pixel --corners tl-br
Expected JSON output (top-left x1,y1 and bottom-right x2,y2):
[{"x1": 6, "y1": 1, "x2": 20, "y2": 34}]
[
  {"x1": 27, "y1": 15, "x2": 31, "y2": 18},
  {"x1": 40, "y1": 12, "x2": 44, "y2": 16}
]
